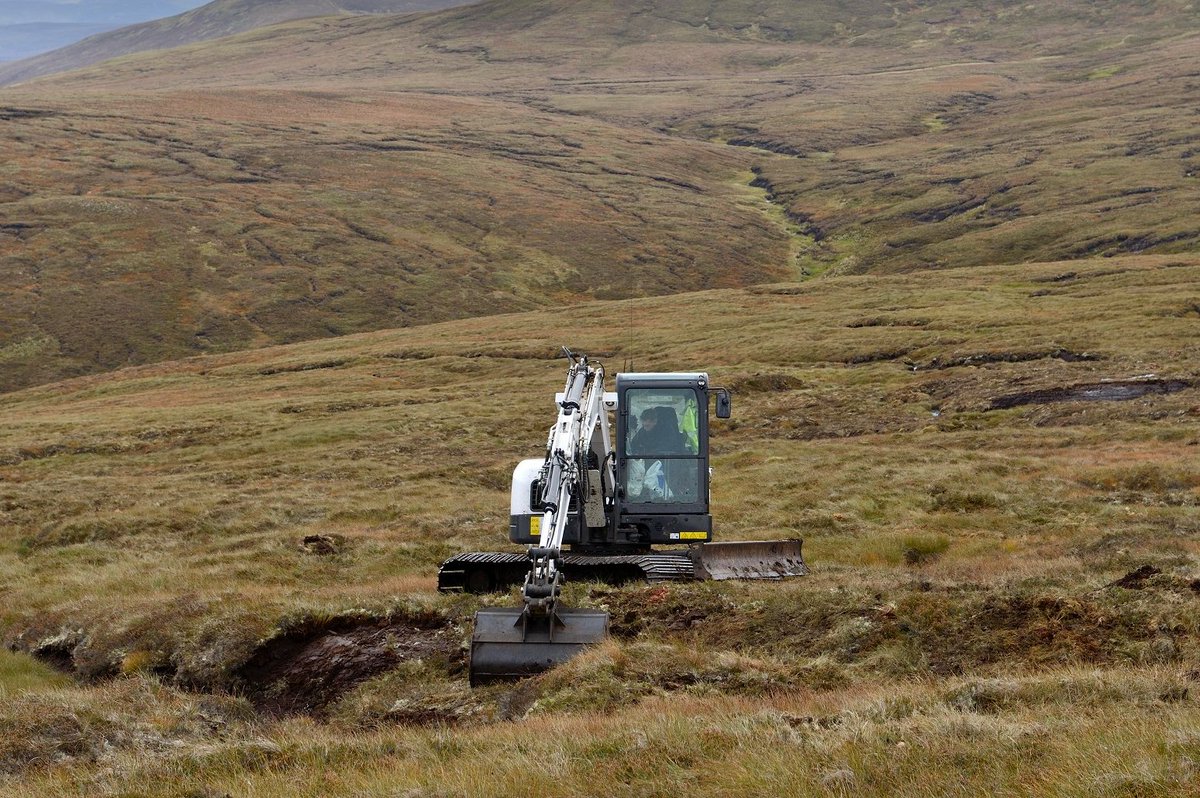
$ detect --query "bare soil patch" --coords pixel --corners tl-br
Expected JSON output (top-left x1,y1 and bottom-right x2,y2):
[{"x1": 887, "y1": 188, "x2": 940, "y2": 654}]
[
  {"x1": 234, "y1": 617, "x2": 460, "y2": 717},
  {"x1": 990, "y1": 378, "x2": 1195, "y2": 409}
]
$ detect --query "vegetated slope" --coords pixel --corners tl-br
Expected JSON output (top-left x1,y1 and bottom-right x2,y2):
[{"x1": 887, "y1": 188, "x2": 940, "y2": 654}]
[
  {"x1": 37, "y1": 0, "x2": 1197, "y2": 277},
  {"x1": 0, "y1": 0, "x2": 472, "y2": 86},
  {"x1": 1, "y1": 254, "x2": 1199, "y2": 794},
  {"x1": 2, "y1": 253, "x2": 1198, "y2": 639},
  {"x1": 41, "y1": 0, "x2": 1199, "y2": 91},
  {"x1": 2, "y1": 0, "x2": 1197, "y2": 391},
  {"x1": 720, "y1": 32, "x2": 1200, "y2": 275},
  {"x1": 0, "y1": 91, "x2": 788, "y2": 393}
]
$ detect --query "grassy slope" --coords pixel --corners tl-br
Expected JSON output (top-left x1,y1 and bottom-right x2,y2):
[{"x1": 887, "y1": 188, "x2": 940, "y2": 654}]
[
  {"x1": 2, "y1": 4, "x2": 1199, "y2": 790},
  {"x1": 0, "y1": 0, "x2": 471, "y2": 86},
  {"x1": 1, "y1": 0, "x2": 1197, "y2": 392},
  {"x1": 733, "y1": 33, "x2": 1200, "y2": 276},
  {"x1": 7, "y1": 669, "x2": 1200, "y2": 796},
  {"x1": 2, "y1": 254, "x2": 1199, "y2": 794},
  {"x1": 0, "y1": 89, "x2": 788, "y2": 392}
]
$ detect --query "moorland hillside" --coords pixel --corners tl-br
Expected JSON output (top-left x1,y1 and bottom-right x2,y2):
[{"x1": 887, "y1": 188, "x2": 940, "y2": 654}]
[
  {"x1": 1, "y1": 0, "x2": 1196, "y2": 390},
  {"x1": 2, "y1": 3, "x2": 1200, "y2": 794},
  {"x1": 0, "y1": 0, "x2": 472, "y2": 86}
]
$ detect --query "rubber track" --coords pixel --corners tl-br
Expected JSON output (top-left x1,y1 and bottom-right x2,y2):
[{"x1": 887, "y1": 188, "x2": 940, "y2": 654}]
[{"x1": 437, "y1": 550, "x2": 696, "y2": 593}]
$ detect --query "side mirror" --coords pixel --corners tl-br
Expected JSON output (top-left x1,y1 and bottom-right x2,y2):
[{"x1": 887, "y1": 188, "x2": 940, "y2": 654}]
[{"x1": 715, "y1": 388, "x2": 732, "y2": 419}]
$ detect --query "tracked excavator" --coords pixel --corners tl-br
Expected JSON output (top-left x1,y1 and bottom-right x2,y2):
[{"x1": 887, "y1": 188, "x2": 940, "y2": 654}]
[{"x1": 439, "y1": 349, "x2": 807, "y2": 684}]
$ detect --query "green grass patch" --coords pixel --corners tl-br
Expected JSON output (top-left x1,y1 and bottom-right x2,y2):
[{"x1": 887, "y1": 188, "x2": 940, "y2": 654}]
[
  {"x1": 922, "y1": 114, "x2": 947, "y2": 132},
  {"x1": 0, "y1": 650, "x2": 72, "y2": 697},
  {"x1": 1087, "y1": 64, "x2": 1125, "y2": 80}
]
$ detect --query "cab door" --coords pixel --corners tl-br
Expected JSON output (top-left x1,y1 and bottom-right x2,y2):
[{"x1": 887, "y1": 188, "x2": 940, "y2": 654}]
[{"x1": 615, "y1": 377, "x2": 710, "y2": 533}]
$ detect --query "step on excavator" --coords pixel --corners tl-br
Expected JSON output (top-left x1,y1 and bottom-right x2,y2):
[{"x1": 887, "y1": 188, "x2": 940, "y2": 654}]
[{"x1": 439, "y1": 349, "x2": 807, "y2": 684}]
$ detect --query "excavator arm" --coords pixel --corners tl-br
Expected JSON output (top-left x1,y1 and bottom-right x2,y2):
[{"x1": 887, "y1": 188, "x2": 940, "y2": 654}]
[
  {"x1": 522, "y1": 349, "x2": 608, "y2": 615},
  {"x1": 469, "y1": 349, "x2": 611, "y2": 684}
]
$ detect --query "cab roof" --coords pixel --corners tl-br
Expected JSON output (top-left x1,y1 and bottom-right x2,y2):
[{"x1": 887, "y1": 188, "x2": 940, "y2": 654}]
[{"x1": 617, "y1": 372, "x2": 709, "y2": 383}]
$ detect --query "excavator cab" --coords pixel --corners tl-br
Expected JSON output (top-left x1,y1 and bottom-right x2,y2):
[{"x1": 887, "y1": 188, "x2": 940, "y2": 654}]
[{"x1": 615, "y1": 373, "x2": 719, "y2": 543}]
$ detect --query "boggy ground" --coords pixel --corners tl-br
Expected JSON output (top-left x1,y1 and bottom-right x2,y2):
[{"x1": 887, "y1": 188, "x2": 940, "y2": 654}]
[{"x1": 1, "y1": 254, "x2": 1199, "y2": 794}]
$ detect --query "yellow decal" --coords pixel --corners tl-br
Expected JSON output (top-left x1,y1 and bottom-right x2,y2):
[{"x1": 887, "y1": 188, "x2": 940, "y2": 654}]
[
  {"x1": 680, "y1": 531, "x2": 708, "y2": 540},
  {"x1": 529, "y1": 516, "x2": 541, "y2": 537}
]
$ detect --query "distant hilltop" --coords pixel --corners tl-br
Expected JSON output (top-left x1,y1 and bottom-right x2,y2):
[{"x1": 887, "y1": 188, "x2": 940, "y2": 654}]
[
  {"x1": 0, "y1": 0, "x2": 472, "y2": 86},
  {"x1": 0, "y1": 0, "x2": 207, "y2": 63}
]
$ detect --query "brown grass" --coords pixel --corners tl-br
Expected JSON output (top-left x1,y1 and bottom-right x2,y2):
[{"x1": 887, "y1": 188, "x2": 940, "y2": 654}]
[
  {"x1": 1, "y1": 253, "x2": 1198, "y2": 708},
  {"x1": 4, "y1": 665, "x2": 1200, "y2": 796},
  {"x1": 1, "y1": 1, "x2": 1199, "y2": 792}
]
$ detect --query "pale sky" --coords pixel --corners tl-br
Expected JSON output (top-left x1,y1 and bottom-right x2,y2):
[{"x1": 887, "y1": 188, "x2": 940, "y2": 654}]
[{"x1": 0, "y1": 1, "x2": 209, "y2": 60}]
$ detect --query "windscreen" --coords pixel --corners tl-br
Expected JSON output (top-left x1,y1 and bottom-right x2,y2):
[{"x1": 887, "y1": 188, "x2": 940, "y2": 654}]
[{"x1": 623, "y1": 388, "x2": 701, "y2": 505}]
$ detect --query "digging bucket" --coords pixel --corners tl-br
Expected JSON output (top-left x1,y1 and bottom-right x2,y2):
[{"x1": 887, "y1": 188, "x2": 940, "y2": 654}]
[
  {"x1": 690, "y1": 539, "x2": 808, "y2": 581},
  {"x1": 469, "y1": 606, "x2": 609, "y2": 685}
]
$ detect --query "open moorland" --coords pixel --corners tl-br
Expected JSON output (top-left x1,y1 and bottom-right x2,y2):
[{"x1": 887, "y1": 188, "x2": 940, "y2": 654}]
[
  {"x1": 2, "y1": 0, "x2": 1198, "y2": 390},
  {"x1": 3, "y1": 253, "x2": 1200, "y2": 795},
  {"x1": 0, "y1": 89, "x2": 787, "y2": 391},
  {"x1": 2, "y1": 0, "x2": 1200, "y2": 795}
]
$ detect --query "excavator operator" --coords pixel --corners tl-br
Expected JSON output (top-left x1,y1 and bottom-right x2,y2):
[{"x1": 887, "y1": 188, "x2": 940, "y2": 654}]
[
  {"x1": 628, "y1": 406, "x2": 690, "y2": 501},
  {"x1": 630, "y1": 406, "x2": 687, "y2": 455}
]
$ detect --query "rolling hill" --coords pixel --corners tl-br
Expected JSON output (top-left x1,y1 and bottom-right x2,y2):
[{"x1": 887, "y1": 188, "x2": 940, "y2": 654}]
[
  {"x1": 0, "y1": 90, "x2": 788, "y2": 392},
  {"x1": 0, "y1": 0, "x2": 473, "y2": 86},
  {"x1": 2, "y1": 1, "x2": 1200, "y2": 793},
  {"x1": 0, "y1": 0, "x2": 1197, "y2": 394}
]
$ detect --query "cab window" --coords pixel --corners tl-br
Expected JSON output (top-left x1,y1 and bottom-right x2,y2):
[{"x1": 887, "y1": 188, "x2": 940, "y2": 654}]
[{"x1": 623, "y1": 388, "x2": 702, "y2": 505}]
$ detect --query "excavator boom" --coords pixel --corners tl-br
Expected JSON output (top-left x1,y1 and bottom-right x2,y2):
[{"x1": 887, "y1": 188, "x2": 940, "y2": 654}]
[{"x1": 468, "y1": 350, "x2": 611, "y2": 684}]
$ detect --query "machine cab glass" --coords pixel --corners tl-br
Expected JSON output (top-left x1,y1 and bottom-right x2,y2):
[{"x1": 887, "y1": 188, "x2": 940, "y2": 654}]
[{"x1": 622, "y1": 387, "x2": 702, "y2": 505}]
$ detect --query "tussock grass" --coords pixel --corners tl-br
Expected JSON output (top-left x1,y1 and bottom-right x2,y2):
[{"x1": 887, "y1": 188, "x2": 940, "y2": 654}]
[
  {"x1": 5, "y1": 666, "x2": 1200, "y2": 796},
  {"x1": 0, "y1": 1, "x2": 1197, "y2": 785},
  {"x1": 2, "y1": 256, "x2": 1197, "y2": 660},
  {"x1": 900, "y1": 534, "x2": 950, "y2": 566}
]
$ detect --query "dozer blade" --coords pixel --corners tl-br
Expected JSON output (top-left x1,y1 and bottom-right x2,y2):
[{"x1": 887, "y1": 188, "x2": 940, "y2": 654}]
[
  {"x1": 690, "y1": 539, "x2": 808, "y2": 581},
  {"x1": 469, "y1": 607, "x2": 609, "y2": 686}
]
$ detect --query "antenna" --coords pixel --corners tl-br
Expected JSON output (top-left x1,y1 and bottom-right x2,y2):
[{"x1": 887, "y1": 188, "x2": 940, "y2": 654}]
[{"x1": 626, "y1": 258, "x2": 635, "y2": 373}]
